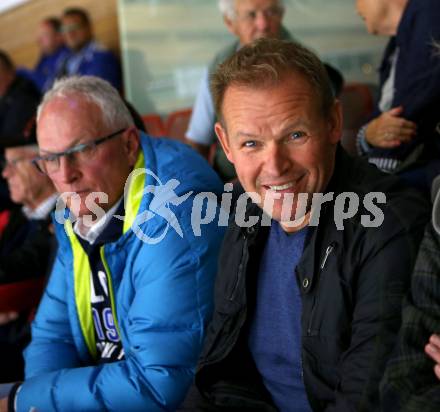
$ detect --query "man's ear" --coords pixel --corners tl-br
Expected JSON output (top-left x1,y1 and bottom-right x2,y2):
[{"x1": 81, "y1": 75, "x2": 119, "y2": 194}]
[
  {"x1": 223, "y1": 15, "x2": 238, "y2": 37},
  {"x1": 328, "y1": 100, "x2": 343, "y2": 145},
  {"x1": 215, "y1": 121, "x2": 234, "y2": 164},
  {"x1": 123, "y1": 126, "x2": 140, "y2": 166}
]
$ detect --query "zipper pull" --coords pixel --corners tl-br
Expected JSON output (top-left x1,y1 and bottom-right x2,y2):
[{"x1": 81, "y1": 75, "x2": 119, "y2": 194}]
[{"x1": 320, "y1": 243, "x2": 335, "y2": 270}]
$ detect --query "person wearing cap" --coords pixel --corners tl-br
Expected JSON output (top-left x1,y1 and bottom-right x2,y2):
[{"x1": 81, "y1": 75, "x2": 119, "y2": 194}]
[{"x1": 0, "y1": 136, "x2": 57, "y2": 384}]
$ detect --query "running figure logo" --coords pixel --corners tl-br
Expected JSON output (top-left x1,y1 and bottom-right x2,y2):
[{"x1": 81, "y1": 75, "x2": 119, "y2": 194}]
[{"x1": 117, "y1": 168, "x2": 193, "y2": 244}]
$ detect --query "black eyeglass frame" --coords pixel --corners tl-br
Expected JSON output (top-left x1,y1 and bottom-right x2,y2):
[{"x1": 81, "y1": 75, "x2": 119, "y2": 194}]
[{"x1": 32, "y1": 128, "x2": 126, "y2": 175}]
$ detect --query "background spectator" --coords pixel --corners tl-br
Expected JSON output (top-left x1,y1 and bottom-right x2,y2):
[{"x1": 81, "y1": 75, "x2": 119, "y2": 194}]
[
  {"x1": 0, "y1": 137, "x2": 56, "y2": 383},
  {"x1": 29, "y1": 17, "x2": 69, "y2": 93},
  {"x1": 381, "y1": 184, "x2": 440, "y2": 411},
  {"x1": 0, "y1": 50, "x2": 41, "y2": 209},
  {"x1": 356, "y1": 0, "x2": 440, "y2": 194},
  {"x1": 58, "y1": 7, "x2": 121, "y2": 90},
  {"x1": 0, "y1": 51, "x2": 40, "y2": 144}
]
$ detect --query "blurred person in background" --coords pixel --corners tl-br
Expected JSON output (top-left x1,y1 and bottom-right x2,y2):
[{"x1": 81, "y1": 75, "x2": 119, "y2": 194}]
[
  {"x1": 58, "y1": 7, "x2": 121, "y2": 91},
  {"x1": 0, "y1": 51, "x2": 40, "y2": 145},
  {"x1": 19, "y1": 17, "x2": 69, "y2": 93},
  {"x1": 0, "y1": 50, "x2": 41, "y2": 209},
  {"x1": 356, "y1": 0, "x2": 440, "y2": 195},
  {"x1": 0, "y1": 136, "x2": 56, "y2": 384},
  {"x1": 381, "y1": 182, "x2": 440, "y2": 411}
]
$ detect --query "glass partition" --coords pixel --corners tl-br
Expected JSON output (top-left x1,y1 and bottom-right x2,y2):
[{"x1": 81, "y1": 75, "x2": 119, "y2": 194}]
[{"x1": 118, "y1": 0, "x2": 387, "y2": 115}]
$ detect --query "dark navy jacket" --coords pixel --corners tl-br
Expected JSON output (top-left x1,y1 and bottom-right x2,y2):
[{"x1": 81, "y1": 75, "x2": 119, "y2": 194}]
[
  {"x1": 59, "y1": 41, "x2": 122, "y2": 91},
  {"x1": 32, "y1": 45, "x2": 70, "y2": 92},
  {"x1": 367, "y1": 0, "x2": 440, "y2": 163}
]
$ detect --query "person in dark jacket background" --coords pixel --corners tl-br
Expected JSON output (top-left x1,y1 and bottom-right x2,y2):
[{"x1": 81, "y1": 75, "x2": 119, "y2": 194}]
[
  {"x1": 0, "y1": 137, "x2": 57, "y2": 384},
  {"x1": 24, "y1": 17, "x2": 69, "y2": 93},
  {"x1": 57, "y1": 7, "x2": 122, "y2": 91},
  {"x1": 380, "y1": 187, "x2": 440, "y2": 412},
  {"x1": 355, "y1": 0, "x2": 440, "y2": 194},
  {"x1": 180, "y1": 38, "x2": 429, "y2": 412},
  {"x1": 0, "y1": 49, "x2": 41, "y2": 210}
]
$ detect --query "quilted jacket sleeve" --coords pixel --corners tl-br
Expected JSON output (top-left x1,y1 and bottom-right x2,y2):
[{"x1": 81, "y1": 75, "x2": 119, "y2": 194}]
[{"x1": 17, "y1": 202, "x2": 224, "y2": 411}]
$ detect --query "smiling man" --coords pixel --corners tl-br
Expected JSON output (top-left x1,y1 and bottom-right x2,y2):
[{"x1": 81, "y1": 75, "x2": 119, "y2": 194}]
[{"x1": 180, "y1": 38, "x2": 429, "y2": 412}]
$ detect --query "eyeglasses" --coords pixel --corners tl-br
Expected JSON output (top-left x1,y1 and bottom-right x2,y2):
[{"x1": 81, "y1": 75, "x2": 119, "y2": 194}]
[
  {"x1": 0, "y1": 156, "x2": 34, "y2": 172},
  {"x1": 33, "y1": 128, "x2": 125, "y2": 175},
  {"x1": 237, "y1": 6, "x2": 283, "y2": 23},
  {"x1": 61, "y1": 23, "x2": 86, "y2": 33}
]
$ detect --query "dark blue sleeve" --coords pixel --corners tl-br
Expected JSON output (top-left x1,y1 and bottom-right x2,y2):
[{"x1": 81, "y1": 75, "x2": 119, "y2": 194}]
[
  {"x1": 83, "y1": 51, "x2": 122, "y2": 92},
  {"x1": 392, "y1": 0, "x2": 440, "y2": 121}
]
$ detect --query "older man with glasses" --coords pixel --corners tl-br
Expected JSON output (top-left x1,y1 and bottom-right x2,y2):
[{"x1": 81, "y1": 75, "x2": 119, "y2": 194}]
[
  {"x1": 0, "y1": 136, "x2": 57, "y2": 384},
  {"x1": 0, "y1": 75, "x2": 225, "y2": 412}
]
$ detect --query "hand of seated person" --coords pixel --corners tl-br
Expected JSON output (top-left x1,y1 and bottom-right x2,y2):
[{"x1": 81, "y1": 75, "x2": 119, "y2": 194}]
[
  {"x1": 0, "y1": 311, "x2": 18, "y2": 326},
  {"x1": 425, "y1": 334, "x2": 440, "y2": 379},
  {"x1": 365, "y1": 106, "x2": 417, "y2": 149}
]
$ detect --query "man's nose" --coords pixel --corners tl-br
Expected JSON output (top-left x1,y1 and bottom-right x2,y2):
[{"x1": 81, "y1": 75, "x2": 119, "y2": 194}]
[
  {"x1": 57, "y1": 156, "x2": 79, "y2": 184},
  {"x1": 264, "y1": 143, "x2": 290, "y2": 176},
  {"x1": 255, "y1": 11, "x2": 271, "y2": 31},
  {"x1": 1, "y1": 166, "x2": 10, "y2": 179}
]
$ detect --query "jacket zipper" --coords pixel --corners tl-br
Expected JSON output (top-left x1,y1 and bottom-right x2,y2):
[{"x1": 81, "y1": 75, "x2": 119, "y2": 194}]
[
  {"x1": 320, "y1": 244, "x2": 334, "y2": 269},
  {"x1": 307, "y1": 242, "x2": 336, "y2": 335},
  {"x1": 228, "y1": 236, "x2": 249, "y2": 301},
  {"x1": 200, "y1": 235, "x2": 250, "y2": 368}
]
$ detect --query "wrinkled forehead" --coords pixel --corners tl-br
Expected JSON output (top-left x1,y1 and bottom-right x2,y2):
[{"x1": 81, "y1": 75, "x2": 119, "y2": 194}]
[
  {"x1": 37, "y1": 96, "x2": 105, "y2": 148},
  {"x1": 39, "y1": 94, "x2": 102, "y2": 124}
]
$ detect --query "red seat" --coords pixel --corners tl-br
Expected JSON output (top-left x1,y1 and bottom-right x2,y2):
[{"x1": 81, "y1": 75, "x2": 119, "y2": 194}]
[
  {"x1": 0, "y1": 277, "x2": 46, "y2": 313},
  {"x1": 142, "y1": 114, "x2": 166, "y2": 137},
  {"x1": 164, "y1": 108, "x2": 192, "y2": 141}
]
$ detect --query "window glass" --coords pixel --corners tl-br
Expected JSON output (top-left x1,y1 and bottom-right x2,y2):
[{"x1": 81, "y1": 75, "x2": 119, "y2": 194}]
[{"x1": 119, "y1": 0, "x2": 386, "y2": 115}]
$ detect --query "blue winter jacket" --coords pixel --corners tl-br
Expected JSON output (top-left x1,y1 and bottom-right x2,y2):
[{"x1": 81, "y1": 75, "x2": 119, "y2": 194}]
[{"x1": 17, "y1": 133, "x2": 225, "y2": 411}]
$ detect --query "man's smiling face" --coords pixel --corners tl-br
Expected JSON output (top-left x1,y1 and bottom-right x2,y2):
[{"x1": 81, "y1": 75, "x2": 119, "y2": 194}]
[{"x1": 215, "y1": 72, "x2": 342, "y2": 231}]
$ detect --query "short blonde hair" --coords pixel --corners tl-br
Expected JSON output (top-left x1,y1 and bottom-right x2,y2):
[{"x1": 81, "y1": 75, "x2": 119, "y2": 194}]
[{"x1": 211, "y1": 38, "x2": 334, "y2": 122}]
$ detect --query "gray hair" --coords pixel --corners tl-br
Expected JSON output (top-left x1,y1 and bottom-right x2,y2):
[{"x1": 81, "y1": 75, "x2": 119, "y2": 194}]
[
  {"x1": 37, "y1": 76, "x2": 134, "y2": 131},
  {"x1": 218, "y1": 0, "x2": 284, "y2": 20}
]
